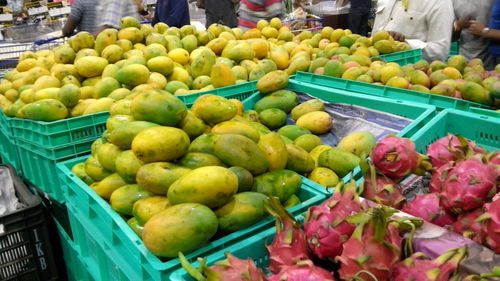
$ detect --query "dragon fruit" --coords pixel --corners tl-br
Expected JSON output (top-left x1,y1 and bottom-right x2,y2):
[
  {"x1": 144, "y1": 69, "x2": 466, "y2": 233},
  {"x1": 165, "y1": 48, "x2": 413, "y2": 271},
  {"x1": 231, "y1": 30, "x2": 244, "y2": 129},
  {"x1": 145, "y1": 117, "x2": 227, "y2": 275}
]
[
  {"x1": 361, "y1": 161, "x2": 405, "y2": 209},
  {"x1": 336, "y1": 206, "x2": 404, "y2": 281},
  {"x1": 268, "y1": 260, "x2": 335, "y2": 281},
  {"x1": 451, "y1": 209, "x2": 484, "y2": 244},
  {"x1": 401, "y1": 193, "x2": 455, "y2": 227},
  {"x1": 265, "y1": 197, "x2": 309, "y2": 274},
  {"x1": 370, "y1": 136, "x2": 431, "y2": 179},
  {"x1": 179, "y1": 252, "x2": 267, "y2": 281},
  {"x1": 440, "y1": 157, "x2": 498, "y2": 213},
  {"x1": 488, "y1": 151, "x2": 500, "y2": 165},
  {"x1": 391, "y1": 247, "x2": 467, "y2": 281},
  {"x1": 429, "y1": 162, "x2": 454, "y2": 193},
  {"x1": 478, "y1": 198, "x2": 500, "y2": 254},
  {"x1": 304, "y1": 180, "x2": 362, "y2": 261},
  {"x1": 427, "y1": 134, "x2": 485, "y2": 169}
]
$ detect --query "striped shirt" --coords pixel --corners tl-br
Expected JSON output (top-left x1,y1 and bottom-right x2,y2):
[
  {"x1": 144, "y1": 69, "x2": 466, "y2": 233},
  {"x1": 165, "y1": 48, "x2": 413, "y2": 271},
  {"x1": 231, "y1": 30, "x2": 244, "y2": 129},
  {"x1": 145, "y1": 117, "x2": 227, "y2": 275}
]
[
  {"x1": 97, "y1": 0, "x2": 140, "y2": 29},
  {"x1": 239, "y1": 0, "x2": 283, "y2": 29},
  {"x1": 69, "y1": 0, "x2": 99, "y2": 33}
]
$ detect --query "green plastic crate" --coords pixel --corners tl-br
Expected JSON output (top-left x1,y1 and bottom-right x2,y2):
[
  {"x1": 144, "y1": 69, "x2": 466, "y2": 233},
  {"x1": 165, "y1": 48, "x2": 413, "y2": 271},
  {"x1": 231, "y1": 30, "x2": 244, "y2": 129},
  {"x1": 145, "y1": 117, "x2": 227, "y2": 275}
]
[
  {"x1": 294, "y1": 72, "x2": 493, "y2": 111},
  {"x1": 410, "y1": 109, "x2": 500, "y2": 153},
  {"x1": 56, "y1": 156, "x2": 327, "y2": 281},
  {"x1": 55, "y1": 219, "x2": 96, "y2": 281},
  {"x1": 376, "y1": 49, "x2": 422, "y2": 66},
  {"x1": 0, "y1": 111, "x2": 21, "y2": 172},
  {"x1": 449, "y1": 41, "x2": 459, "y2": 57},
  {"x1": 469, "y1": 107, "x2": 500, "y2": 118},
  {"x1": 9, "y1": 111, "x2": 108, "y2": 149},
  {"x1": 178, "y1": 81, "x2": 258, "y2": 107},
  {"x1": 169, "y1": 221, "x2": 293, "y2": 280},
  {"x1": 17, "y1": 137, "x2": 94, "y2": 203}
]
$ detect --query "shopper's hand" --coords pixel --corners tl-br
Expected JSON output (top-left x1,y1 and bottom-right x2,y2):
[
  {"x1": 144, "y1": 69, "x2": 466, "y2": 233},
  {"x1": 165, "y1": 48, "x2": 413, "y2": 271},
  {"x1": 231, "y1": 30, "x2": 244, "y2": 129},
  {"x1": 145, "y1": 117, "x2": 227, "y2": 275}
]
[
  {"x1": 456, "y1": 15, "x2": 472, "y2": 29},
  {"x1": 388, "y1": 31, "x2": 406, "y2": 42},
  {"x1": 469, "y1": 21, "x2": 487, "y2": 36}
]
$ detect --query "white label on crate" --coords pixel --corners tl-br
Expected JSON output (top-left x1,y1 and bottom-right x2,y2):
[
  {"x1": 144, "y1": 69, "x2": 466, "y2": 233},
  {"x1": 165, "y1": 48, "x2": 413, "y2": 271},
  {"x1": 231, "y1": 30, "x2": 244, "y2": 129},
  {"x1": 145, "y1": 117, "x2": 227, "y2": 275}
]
[{"x1": 0, "y1": 14, "x2": 13, "y2": 22}]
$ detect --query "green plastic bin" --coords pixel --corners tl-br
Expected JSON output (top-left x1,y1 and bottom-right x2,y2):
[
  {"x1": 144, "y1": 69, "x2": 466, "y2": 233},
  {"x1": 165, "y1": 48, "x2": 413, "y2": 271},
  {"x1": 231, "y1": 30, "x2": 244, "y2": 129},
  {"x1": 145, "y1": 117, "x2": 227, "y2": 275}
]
[
  {"x1": 0, "y1": 111, "x2": 21, "y2": 172},
  {"x1": 449, "y1": 41, "x2": 459, "y2": 57},
  {"x1": 56, "y1": 156, "x2": 327, "y2": 281},
  {"x1": 410, "y1": 109, "x2": 500, "y2": 153},
  {"x1": 293, "y1": 72, "x2": 493, "y2": 111},
  {"x1": 178, "y1": 81, "x2": 258, "y2": 107},
  {"x1": 469, "y1": 107, "x2": 500, "y2": 119},
  {"x1": 376, "y1": 49, "x2": 422, "y2": 66}
]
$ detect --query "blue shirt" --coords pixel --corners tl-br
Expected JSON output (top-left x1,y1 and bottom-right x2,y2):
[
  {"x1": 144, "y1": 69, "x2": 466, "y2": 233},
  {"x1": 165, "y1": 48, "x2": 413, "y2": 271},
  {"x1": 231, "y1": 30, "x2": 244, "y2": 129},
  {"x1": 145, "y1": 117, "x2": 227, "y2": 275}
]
[
  {"x1": 490, "y1": 0, "x2": 500, "y2": 57},
  {"x1": 152, "y1": 0, "x2": 190, "y2": 28}
]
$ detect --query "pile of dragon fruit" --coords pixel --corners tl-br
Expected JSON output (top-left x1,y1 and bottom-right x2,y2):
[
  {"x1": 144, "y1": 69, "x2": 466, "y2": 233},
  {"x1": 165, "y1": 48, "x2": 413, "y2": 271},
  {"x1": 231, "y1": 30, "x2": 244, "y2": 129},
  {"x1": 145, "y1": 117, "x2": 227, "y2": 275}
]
[{"x1": 362, "y1": 135, "x2": 499, "y2": 254}]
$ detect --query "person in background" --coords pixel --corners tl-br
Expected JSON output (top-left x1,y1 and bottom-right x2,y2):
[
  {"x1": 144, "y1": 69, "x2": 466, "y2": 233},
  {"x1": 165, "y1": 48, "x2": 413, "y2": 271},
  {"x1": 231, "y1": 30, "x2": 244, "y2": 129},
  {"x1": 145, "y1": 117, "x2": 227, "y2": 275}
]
[
  {"x1": 238, "y1": 0, "x2": 283, "y2": 30},
  {"x1": 344, "y1": 0, "x2": 372, "y2": 36},
  {"x1": 62, "y1": 0, "x2": 99, "y2": 36},
  {"x1": 452, "y1": 0, "x2": 494, "y2": 69},
  {"x1": 95, "y1": 0, "x2": 139, "y2": 34},
  {"x1": 372, "y1": 0, "x2": 454, "y2": 62},
  {"x1": 152, "y1": 0, "x2": 190, "y2": 28},
  {"x1": 468, "y1": 0, "x2": 500, "y2": 65},
  {"x1": 196, "y1": 0, "x2": 240, "y2": 28}
]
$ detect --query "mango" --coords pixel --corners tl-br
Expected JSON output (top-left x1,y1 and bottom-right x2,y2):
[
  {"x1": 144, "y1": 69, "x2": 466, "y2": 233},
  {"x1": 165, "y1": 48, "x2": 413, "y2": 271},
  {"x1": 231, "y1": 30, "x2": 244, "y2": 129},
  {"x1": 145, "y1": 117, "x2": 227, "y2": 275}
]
[
  {"x1": 278, "y1": 125, "x2": 311, "y2": 141},
  {"x1": 286, "y1": 55, "x2": 311, "y2": 75},
  {"x1": 96, "y1": 142, "x2": 122, "y2": 172},
  {"x1": 127, "y1": 217, "x2": 144, "y2": 238},
  {"x1": 210, "y1": 62, "x2": 236, "y2": 89},
  {"x1": 147, "y1": 56, "x2": 174, "y2": 76},
  {"x1": 55, "y1": 84, "x2": 80, "y2": 108},
  {"x1": 189, "y1": 134, "x2": 219, "y2": 155},
  {"x1": 294, "y1": 134, "x2": 322, "y2": 152},
  {"x1": 71, "y1": 99, "x2": 96, "y2": 117},
  {"x1": 69, "y1": 31, "x2": 95, "y2": 52},
  {"x1": 308, "y1": 167, "x2": 339, "y2": 187},
  {"x1": 116, "y1": 64, "x2": 150, "y2": 86},
  {"x1": 211, "y1": 121, "x2": 260, "y2": 143},
  {"x1": 136, "y1": 162, "x2": 191, "y2": 195},
  {"x1": 93, "y1": 77, "x2": 120, "y2": 99},
  {"x1": 133, "y1": 196, "x2": 170, "y2": 225},
  {"x1": 108, "y1": 88, "x2": 132, "y2": 101},
  {"x1": 115, "y1": 150, "x2": 145, "y2": 183},
  {"x1": 92, "y1": 173, "x2": 127, "y2": 200},
  {"x1": 257, "y1": 70, "x2": 289, "y2": 94},
  {"x1": 110, "y1": 184, "x2": 153, "y2": 215},
  {"x1": 285, "y1": 144, "x2": 315, "y2": 173},
  {"x1": 215, "y1": 192, "x2": 268, "y2": 232},
  {"x1": 291, "y1": 99, "x2": 325, "y2": 121},
  {"x1": 192, "y1": 94, "x2": 237, "y2": 125},
  {"x1": 110, "y1": 99, "x2": 132, "y2": 115},
  {"x1": 179, "y1": 152, "x2": 224, "y2": 169},
  {"x1": 257, "y1": 132, "x2": 288, "y2": 171},
  {"x1": 228, "y1": 166, "x2": 254, "y2": 192},
  {"x1": 191, "y1": 48, "x2": 216, "y2": 78},
  {"x1": 54, "y1": 45, "x2": 76, "y2": 64},
  {"x1": 318, "y1": 148, "x2": 360, "y2": 177},
  {"x1": 108, "y1": 121, "x2": 159, "y2": 149},
  {"x1": 254, "y1": 89, "x2": 298, "y2": 113},
  {"x1": 131, "y1": 90, "x2": 187, "y2": 126},
  {"x1": 226, "y1": 42, "x2": 255, "y2": 63},
  {"x1": 21, "y1": 99, "x2": 67, "y2": 122},
  {"x1": 84, "y1": 155, "x2": 112, "y2": 181},
  {"x1": 83, "y1": 97, "x2": 114, "y2": 115},
  {"x1": 232, "y1": 65, "x2": 249, "y2": 81},
  {"x1": 214, "y1": 134, "x2": 269, "y2": 175},
  {"x1": 337, "y1": 131, "x2": 375, "y2": 157},
  {"x1": 143, "y1": 203, "x2": 218, "y2": 258},
  {"x1": 252, "y1": 170, "x2": 301, "y2": 202},
  {"x1": 284, "y1": 194, "x2": 301, "y2": 208},
  {"x1": 296, "y1": 111, "x2": 332, "y2": 135},
  {"x1": 101, "y1": 44, "x2": 123, "y2": 63},
  {"x1": 206, "y1": 38, "x2": 228, "y2": 55},
  {"x1": 75, "y1": 56, "x2": 108, "y2": 77},
  {"x1": 132, "y1": 127, "x2": 190, "y2": 163},
  {"x1": 461, "y1": 81, "x2": 492, "y2": 105},
  {"x1": 259, "y1": 108, "x2": 287, "y2": 129},
  {"x1": 168, "y1": 166, "x2": 238, "y2": 208}
]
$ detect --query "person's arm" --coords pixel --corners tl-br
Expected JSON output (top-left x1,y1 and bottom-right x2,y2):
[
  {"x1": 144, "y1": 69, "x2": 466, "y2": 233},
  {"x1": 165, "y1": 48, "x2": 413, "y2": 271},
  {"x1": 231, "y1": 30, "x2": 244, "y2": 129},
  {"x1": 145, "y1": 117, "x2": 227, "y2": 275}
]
[
  {"x1": 420, "y1": 0, "x2": 455, "y2": 61},
  {"x1": 469, "y1": 20, "x2": 500, "y2": 40},
  {"x1": 62, "y1": 0, "x2": 83, "y2": 36}
]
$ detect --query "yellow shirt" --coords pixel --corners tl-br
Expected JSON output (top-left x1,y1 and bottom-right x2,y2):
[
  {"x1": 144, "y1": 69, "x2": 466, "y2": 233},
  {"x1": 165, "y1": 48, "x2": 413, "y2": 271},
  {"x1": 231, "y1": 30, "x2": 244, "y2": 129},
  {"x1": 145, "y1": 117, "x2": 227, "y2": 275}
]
[{"x1": 372, "y1": 0, "x2": 454, "y2": 61}]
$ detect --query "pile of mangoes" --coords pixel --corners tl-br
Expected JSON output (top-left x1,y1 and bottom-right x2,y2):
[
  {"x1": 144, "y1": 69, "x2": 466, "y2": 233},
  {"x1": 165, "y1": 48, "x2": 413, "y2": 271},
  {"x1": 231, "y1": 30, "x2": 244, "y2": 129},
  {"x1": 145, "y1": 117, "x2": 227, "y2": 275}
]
[
  {"x1": 0, "y1": 16, "x2": 411, "y2": 122},
  {"x1": 71, "y1": 80, "x2": 376, "y2": 258}
]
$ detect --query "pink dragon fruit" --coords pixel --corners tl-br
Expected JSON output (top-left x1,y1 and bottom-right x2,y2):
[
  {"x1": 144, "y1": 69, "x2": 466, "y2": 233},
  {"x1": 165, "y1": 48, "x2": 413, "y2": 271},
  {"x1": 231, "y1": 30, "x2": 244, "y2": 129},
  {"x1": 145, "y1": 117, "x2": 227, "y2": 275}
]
[
  {"x1": 370, "y1": 136, "x2": 430, "y2": 179},
  {"x1": 488, "y1": 151, "x2": 500, "y2": 165},
  {"x1": 478, "y1": 198, "x2": 500, "y2": 254},
  {"x1": 401, "y1": 193, "x2": 455, "y2": 227},
  {"x1": 265, "y1": 197, "x2": 310, "y2": 274},
  {"x1": 361, "y1": 162, "x2": 405, "y2": 209},
  {"x1": 391, "y1": 247, "x2": 467, "y2": 281},
  {"x1": 179, "y1": 252, "x2": 267, "y2": 281},
  {"x1": 268, "y1": 260, "x2": 335, "y2": 281},
  {"x1": 451, "y1": 209, "x2": 484, "y2": 244},
  {"x1": 304, "y1": 180, "x2": 362, "y2": 261},
  {"x1": 440, "y1": 157, "x2": 498, "y2": 213},
  {"x1": 336, "y1": 206, "x2": 404, "y2": 281},
  {"x1": 427, "y1": 134, "x2": 486, "y2": 169},
  {"x1": 429, "y1": 162, "x2": 454, "y2": 193}
]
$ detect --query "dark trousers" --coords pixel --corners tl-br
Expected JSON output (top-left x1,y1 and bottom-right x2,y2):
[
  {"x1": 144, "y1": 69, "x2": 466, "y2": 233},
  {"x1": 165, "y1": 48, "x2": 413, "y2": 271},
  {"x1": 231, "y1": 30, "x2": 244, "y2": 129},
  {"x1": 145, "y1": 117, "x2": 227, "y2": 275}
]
[{"x1": 348, "y1": 8, "x2": 370, "y2": 36}]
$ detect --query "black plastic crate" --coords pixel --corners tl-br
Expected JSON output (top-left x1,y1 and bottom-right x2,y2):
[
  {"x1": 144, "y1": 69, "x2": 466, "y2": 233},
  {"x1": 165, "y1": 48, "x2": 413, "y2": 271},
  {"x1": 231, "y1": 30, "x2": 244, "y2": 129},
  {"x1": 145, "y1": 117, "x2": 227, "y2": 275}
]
[{"x1": 0, "y1": 164, "x2": 58, "y2": 281}]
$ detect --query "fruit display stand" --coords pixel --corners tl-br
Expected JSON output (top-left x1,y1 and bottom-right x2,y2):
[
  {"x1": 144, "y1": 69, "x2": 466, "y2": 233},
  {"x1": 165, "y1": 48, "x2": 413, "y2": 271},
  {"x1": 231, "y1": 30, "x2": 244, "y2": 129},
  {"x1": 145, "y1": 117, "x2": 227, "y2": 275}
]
[
  {"x1": 293, "y1": 71, "x2": 494, "y2": 112},
  {"x1": 56, "y1": 154, "x2": 327, "y2": 281},
  {"x1": 376, "y1": 48, "x2": 423, "y2": 66},
  {"x1": 0, "y1": 164, "x2": 59, "y2": 281}
]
